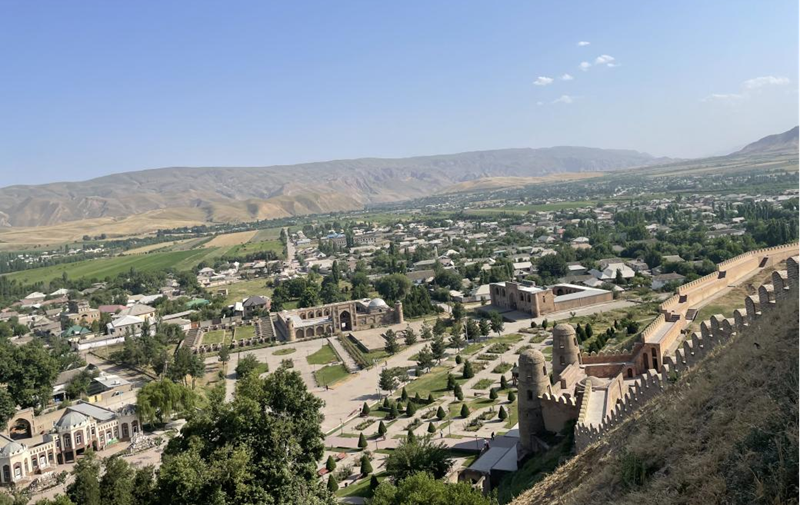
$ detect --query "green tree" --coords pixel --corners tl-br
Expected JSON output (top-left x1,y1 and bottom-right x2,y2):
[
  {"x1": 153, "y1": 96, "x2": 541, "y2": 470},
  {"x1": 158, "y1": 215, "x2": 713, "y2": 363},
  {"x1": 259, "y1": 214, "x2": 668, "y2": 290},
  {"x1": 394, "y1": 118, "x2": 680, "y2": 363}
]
[
  {"x1": 378, "y1": 421, "x2": 387, "y2": 437},
  {"x1": 371, "y1": 472, "x2": 492, "y2": 505},
  {"x1": 360, "y1": 455, "x2": 373, "y2": 476},
  {"x1": 489, "y1": 311, "x2": 504, "y2": 336},
  {"x1": 416, "y1": 345, "x2": 434, "y2": 372},
  {"x1": 0, "y1": 389, "x2": 16, "y2": 432},
  {"x1": 489, "y1": 388, "x2": 498, "y2": 400},
  {"x1": 436, "y1": 406, "x2": 446, "y2": 420},
  {"x1": 500, "y1": 375, "x2": 508, "y2": 390},
  {"x1": 385, "y1": 329, "x2": 400, "y2": 355},
  {"x1": 326, "y1": 455, "x2": 337, "y2": 472},
  {"x1": 404, "y1": 326, "x2": 417, "y2": 346},
  {"x1": 460, "y1": 404, "x2": 470, "y2": 418},
  {"x1": 452, "y1": 302, "x2": 465, "y2": 321},
  {"x1": 454, "y1": 385, "x2": 464, "y2": 401},
  {"x1": 431, "y1": 335, "x2": 446, "y2": 362},
  {"x1": 327, "y1": 475, "x2": 339, "y2": 492},
  {"x1": 406, "y1": 402, "x2": 417, "y2": 417},
  {"x1": 420, "y1": 323, "x2": 433, "y2": 340},
  {"x1": 136, "y1": 379, "x2": 196, "y2": 426},
  {"x1": 361, "y1": 402, "x2": 371, "y2": 416},
  {"x1": 478, "y1": 319, "x2": 490, "y2": 340},
  {"x1": 462, "y1": 360, "x2": 474, "y2": 379},
  {"x1": 217, "y1": 345, "x2": 230, "y2": 364},
  {"x1": 385, "y1": 437, "x2": 453, "y2": 481},
  {"x1": 498, "y1": 406, "x2": 508, "y2": 421},
  {"x1": 427, "y1": 422, "x2": 437, "y2": 434},
  {"x1": 508, "y1": 390, "x2": 516, "y2": 402},
  {"x1": 99, "y1": 456, "x2": 135, "y2": 505},
  {"x1": 375, "y1": 274, "x2": 412, "y2": 301},
  {"x1": 235, "y1": 354, "x2": 261, "y2": 378},
  {"x1": 156, "y1": 367, "x2": 333, "y2": 504},
  {"x1": 67, "y1": 449, "x2": 101, "y2": 505}
]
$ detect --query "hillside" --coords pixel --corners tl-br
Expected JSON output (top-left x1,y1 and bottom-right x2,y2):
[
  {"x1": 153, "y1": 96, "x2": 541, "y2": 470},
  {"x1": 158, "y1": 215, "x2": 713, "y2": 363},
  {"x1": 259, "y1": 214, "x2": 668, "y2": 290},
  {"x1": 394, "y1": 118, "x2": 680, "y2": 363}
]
[
  {"x1": 510, "y1": 289, "x2": 799, "y2": 505},
  {"x1": 0, "y1": 146, "x2": 663, "y2": 229},
  {"x1": 736, "y1": 126, "x2": 799, "y2": 155}
]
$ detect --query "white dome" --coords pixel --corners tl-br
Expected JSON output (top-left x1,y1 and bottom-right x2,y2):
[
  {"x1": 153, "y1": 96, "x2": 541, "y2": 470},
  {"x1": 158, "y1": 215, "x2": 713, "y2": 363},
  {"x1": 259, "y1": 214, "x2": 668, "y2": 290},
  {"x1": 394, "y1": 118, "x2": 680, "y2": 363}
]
[
  {"x1": 0, "y1": 441, "x2": 26, "y2": 457},
  {"x1": 368, "y1": 298, "x2": 388, "y2": 309},
  {"x1": 55, "y1": 411, "x2": 89, "y2": 431}
]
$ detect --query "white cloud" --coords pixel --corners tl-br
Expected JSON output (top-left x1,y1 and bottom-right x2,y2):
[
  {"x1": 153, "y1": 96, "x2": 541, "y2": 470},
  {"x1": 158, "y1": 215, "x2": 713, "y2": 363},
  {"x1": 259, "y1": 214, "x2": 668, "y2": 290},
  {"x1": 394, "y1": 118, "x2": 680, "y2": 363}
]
[
  {"x1": 536, "y1": 101, "x2": 544, "y2": 106},
  {"x1": 702, "y1": 93, "x2": 745, "y2": 102},
  {"x1": 577, "y1": 41, "x2": 591, "y2": 47},
  {"x1": 579, "y1": 61, "x2": 591, "y2": 71},
  {"x1": 743, "y1": 76, "x2": 790, "y2": 89},
  {"x1": 606, "y1": 62, "x2": 621, "y2": 68},
  {"x1": 595, "y1": 54, "x2": 615, "y2": 65},
  {"x1": 703, "y1": 76, "x2": 790, "y2": 102},
  {"x1": 533, "y1": 76, "x2": 554, "y2": 86},
  {"x1": 553, "y1": 95, "x2": 574, "y2": 104},
  {"x1": 561, "y1": 73, "x2": 574, "y2": 81}
]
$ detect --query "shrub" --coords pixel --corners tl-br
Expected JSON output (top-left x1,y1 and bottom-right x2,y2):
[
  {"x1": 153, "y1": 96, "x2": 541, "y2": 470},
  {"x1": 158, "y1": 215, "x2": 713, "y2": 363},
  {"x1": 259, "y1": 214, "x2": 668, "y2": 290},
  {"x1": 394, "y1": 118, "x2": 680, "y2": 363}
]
[
  {"x1": 498, "y1": 406, "x2": 508, "y2": 421},
  {"x1": 460, "y1": 404, "x2": 470, "y2": 418},
  {"x1": 358, "y1": 432, "x2": 368, "y2": 449},
  {"x1": 327, "y1": 475, "x2": 338, "y2": 492},
  {"x1": 436, "y1": 406, "x2": 446, "y2": 420},
  {"x1": 462, "y1": 360, "x2": 474, "y2": 379},
  {"x1": 428, "y1": 422, "x2": 437, "y2": 434},
  {"x1": 361, "y1": 402, "x2": 371, "y2": 416}
]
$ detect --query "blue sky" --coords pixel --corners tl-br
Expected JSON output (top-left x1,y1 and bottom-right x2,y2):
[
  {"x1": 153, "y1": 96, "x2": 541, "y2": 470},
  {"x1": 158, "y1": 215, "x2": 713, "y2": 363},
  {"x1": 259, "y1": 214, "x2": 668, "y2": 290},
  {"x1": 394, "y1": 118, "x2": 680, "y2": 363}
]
[{"x1": 0, "y1": 0, "x2": 797, "y2": 186}]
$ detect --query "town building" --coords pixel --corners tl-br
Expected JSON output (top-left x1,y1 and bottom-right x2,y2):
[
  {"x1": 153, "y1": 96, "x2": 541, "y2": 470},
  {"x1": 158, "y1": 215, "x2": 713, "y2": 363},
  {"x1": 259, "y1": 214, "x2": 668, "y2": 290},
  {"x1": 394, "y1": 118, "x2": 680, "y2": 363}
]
[
  {"x1": 1, "y1": 402, "x2": 140, "y2": 486},
  {"x1": 274, "y1": 298, "x2": 403, "y2": 341},
  {"x1": 489, "y1": 281, "x2": 613, "y2": 318}
]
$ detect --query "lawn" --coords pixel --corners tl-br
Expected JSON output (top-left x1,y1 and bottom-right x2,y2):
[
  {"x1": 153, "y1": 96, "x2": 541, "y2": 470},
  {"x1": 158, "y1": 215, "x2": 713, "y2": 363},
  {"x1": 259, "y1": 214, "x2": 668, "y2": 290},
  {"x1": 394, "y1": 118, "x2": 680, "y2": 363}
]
[
  {"x1": 473, "y1": 378, "x2": 495, "y2": 390},
  {"x1": 202, "y1": 329, "x2": 228, "y2": 345},
  {"x1": 307, "y1": 344, "x2": 339, "y2": 365},
  {"x1": 234, "y1": 325, "x2": 256, "y2": 340},
  {"x1": 405, "y1": 366, "x2": 467, "y2": 399},
  {"x1": 5, "y1": 248, "x2": 213, "y2": 285},
  {"x1": 336, "y1": 472, "x2": 386, "y2": 498},
  {"x1": 314, "y1": 364, "x2": 350, "y2": 386},
  {"x1": 223, "y1": 278, "x2": 272, "y2": 304},
  {"x1": 273, "y1": 347, "x2": 296, "y2": 356}
]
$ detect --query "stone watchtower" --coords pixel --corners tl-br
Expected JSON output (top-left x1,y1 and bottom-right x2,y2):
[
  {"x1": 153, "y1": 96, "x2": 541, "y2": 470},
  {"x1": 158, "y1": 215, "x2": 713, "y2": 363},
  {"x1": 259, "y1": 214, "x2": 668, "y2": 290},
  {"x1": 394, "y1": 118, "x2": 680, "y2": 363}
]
[
  {"x1": 517, "y1": 349, "x2": 550, "y2": 453},
  {"x1": 552, "y1": 323, "x2": 580, "y2": 382}
]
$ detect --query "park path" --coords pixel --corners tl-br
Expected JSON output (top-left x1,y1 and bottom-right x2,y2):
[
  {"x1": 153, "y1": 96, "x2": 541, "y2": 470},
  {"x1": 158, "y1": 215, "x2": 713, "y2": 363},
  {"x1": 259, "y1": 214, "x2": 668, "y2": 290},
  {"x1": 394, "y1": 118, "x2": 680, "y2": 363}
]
[{"x1": 328, "y1": 337, "x2": 360, "y2": 373}]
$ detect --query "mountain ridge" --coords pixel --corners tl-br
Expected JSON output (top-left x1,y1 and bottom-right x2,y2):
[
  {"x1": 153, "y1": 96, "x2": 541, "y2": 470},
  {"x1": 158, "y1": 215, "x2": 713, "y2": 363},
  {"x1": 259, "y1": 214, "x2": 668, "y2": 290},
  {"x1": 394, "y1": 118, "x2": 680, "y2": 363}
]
[{"x1": 0, "y1": 146, "x2": 664, "y2": 229}]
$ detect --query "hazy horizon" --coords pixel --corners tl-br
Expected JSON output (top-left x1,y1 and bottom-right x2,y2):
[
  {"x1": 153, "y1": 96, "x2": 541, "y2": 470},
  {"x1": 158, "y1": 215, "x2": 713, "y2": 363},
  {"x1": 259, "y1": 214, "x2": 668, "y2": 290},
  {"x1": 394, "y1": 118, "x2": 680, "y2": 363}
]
[{"x1": 1, "y1": 0, "x2": 798, "y2": 187}]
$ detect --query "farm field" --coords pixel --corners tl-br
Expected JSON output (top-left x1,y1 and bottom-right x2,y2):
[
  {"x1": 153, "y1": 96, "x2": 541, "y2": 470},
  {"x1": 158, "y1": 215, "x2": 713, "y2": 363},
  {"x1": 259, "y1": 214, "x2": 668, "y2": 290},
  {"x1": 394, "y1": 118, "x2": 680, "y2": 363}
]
[
  {"x1": 203, "y1": 230, "x2": 259, "y2": 248},
  {"x1": 4, "y1": 248, "x2": 213, "y2": 285},
  {"x1": 226, "y1": 239, "x2": 284, "y2": 258}
]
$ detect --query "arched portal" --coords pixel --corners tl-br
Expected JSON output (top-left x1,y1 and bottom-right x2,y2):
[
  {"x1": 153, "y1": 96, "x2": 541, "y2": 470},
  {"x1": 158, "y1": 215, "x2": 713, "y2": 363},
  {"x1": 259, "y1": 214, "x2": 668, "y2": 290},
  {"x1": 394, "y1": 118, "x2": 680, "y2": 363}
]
[
  {"x1": 340, "y1": 311, "x2": 352, "y2": 331},
  {"x1": 10, "y1": 418, "x2": 32, "y2": 440},
  {"x1": 122, "y1": 423, "x2": 130, "y2": 439}
]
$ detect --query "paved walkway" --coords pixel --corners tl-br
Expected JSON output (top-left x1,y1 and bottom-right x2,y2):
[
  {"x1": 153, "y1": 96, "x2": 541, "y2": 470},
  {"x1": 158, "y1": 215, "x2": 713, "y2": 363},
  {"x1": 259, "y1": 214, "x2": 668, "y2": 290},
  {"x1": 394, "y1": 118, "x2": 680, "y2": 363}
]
[{"x1": 328, "y1": 337, "x2": 359, "y2": 373}]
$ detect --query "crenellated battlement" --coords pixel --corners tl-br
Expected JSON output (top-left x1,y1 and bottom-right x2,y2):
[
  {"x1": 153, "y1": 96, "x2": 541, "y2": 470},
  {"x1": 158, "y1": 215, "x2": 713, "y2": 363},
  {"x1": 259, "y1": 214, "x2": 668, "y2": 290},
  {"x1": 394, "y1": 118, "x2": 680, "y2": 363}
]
[
  {"x1": 539, "y1": 392, "x2": 578, "y2": 408},
  {"x1": 574, "y1": 258, "x2": 799, "y2": 452}
]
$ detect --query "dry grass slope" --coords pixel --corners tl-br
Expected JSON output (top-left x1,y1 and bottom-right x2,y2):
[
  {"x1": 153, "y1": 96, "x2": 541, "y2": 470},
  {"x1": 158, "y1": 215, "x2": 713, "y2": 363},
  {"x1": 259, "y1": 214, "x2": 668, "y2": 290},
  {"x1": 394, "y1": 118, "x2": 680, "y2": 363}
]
[{"x1": 513, "y1": 288, "x2": 799, "y2": 505}]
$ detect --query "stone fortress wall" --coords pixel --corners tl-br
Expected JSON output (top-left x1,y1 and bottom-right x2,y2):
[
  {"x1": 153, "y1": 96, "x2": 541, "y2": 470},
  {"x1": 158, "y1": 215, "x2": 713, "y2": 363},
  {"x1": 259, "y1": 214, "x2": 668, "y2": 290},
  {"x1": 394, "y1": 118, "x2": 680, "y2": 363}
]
[{"x1": 573, "y1": 254, "x2": 799, "y2": 451}]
